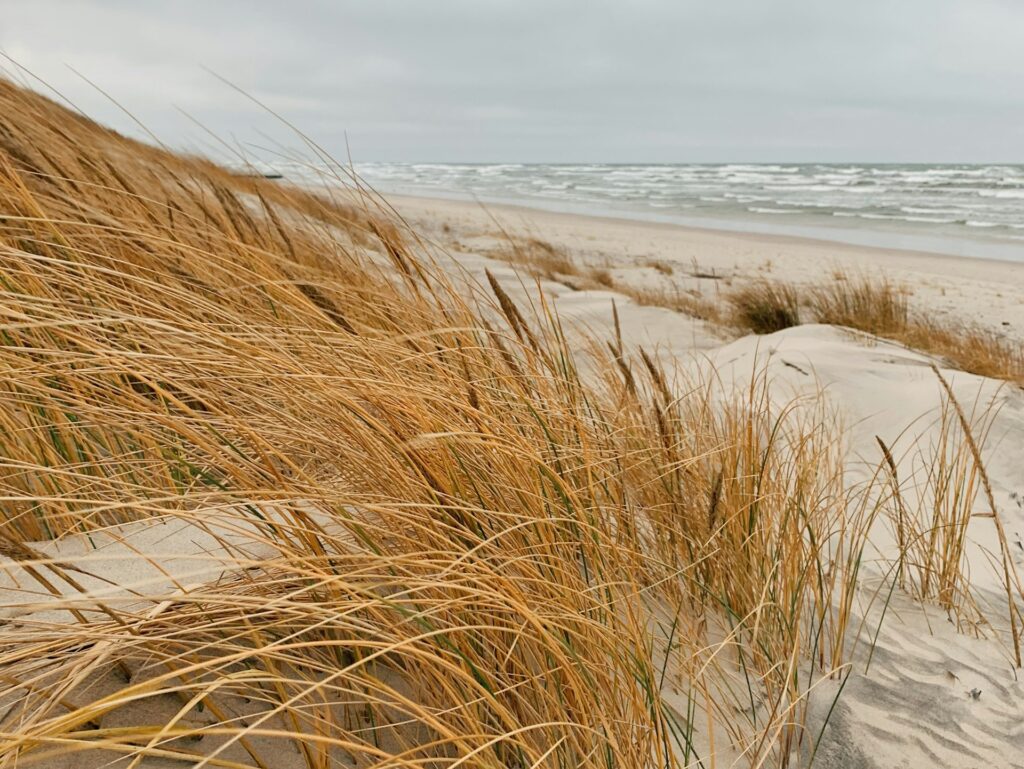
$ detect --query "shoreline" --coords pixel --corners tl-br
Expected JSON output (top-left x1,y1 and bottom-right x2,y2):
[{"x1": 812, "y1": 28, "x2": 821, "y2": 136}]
[
  {"x1": 361, "y1": 181, "x2": 1024, "y2": 264},
  {"x1": 385, "y1": 190, "x2": 1024, "y2": 269},
  {"x1": 387, "y1": 192, "x2": 1024, "y2": 341}
]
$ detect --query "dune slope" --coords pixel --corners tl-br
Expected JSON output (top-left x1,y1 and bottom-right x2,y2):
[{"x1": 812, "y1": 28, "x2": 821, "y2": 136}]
[{"x1": 0, "y1": 81, "x2": 1021, "y2": 769}]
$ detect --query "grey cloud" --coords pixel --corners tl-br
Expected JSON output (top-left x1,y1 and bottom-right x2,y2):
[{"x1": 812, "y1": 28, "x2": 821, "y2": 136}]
[{"x1": 2, "y1": 0, "x2": 1023, "y2": 162}]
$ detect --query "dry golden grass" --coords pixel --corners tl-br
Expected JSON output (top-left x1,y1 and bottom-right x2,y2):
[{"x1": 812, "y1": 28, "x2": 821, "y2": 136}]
[
  {"x1": 622, "y1": 283, "x2": 721, "y2": 323},
  {"x1": 809, "y1": 272, "x2": 1024, "y2": 385},
  {"x1": 726, "y1": 281, "x2": 802, "y2": 334},
  {"x1": 586, "y1": 266, "x2": 615, "y2": 288},
  {"x1": 645, "y1": 259, "x2": 674, "y2": 276},
  {"x1": 494, "y1": 236, "x2": 579, "y2": 282},
  {"x1": 808, "y1": 273, "x2": 909, "y2": 336},
  {"x1": 0, "y1": 79, "x2": 1018, "y2": 769},
  {"x1": 902, "y1": 319, "x2": 1024, "y2": 385},
  {"x1": 718, "y1": 271, "x2": 1023, "y2": 387},
  {"x1": 495, "y1": 242, "x2": 721, "y2": 324}
]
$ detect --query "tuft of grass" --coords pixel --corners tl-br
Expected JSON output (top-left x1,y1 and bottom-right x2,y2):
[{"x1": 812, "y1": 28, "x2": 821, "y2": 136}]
[
  {"x1": 809, "y1": 272, "x2": 909, "y2": 335},
  {"x1": 587, "y1": 266, "x2": 615, "y2": 288},
  {"x1": 494, "y1": 238, "x2": 726, "y2": 326},
  {"x1": 499, "y1": 242, "x2": 722, "y2": 324},
  {"x1": 808, "y1": 272, "x2": 1023, "y2": 385},
  {"x1": 495, "y1": 237, "x2": 579, "y2": 281},
  {"x1": 727, "y1": 281, "x2": 802, "y2": 334},
  {"x1": 626, "y1": 284, "x2": 722, "y2": 323},
  {"x1": 645, "y1": 259, "x2": 674, "y2": 276},
  {"x1": 902, "y1": 319, "x2": 1024, "y2": 385},
  {"x1": 931, "y1": 365, "x2": 1022, "y2": 666}
]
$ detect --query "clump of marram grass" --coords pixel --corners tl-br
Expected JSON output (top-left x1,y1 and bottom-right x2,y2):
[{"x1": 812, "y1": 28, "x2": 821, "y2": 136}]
[
  {"x1": 806, "y1": 272, "x2": 1023, "y2": 385},
  {"x1": 808, "y1": 272, "x2": 909, "y2": 335},
  {"x1": 645, "y1": 258, "x2": 674, "y2": 275},
  {"x1": 930, "y1": 365, "x2": 1022, "y2": 665},
  {"x1": 903, "y1": 319, "x2": 1024, "y2": 385},
  {"x1": 624, "y1": 283, "x2": 722, "y2": 323},
  {"x1": 587, "y1": 266, "x2": 615, "y2": 287},
  {"x1": 724, "y1": 272, "x2": 1023, "y2": 386},
  {"x1": 0, "y1": 78, "x2": 1019, "y2": 769},
  {"x1": 499, "y1": 243, "x2": 723, "y2": 325},
  {"x1": 493, "y1": 236, "x2": 579, "y2": 281},
  {"x1": 727, "y1": 280, "x2": 802, "y2": 334}
]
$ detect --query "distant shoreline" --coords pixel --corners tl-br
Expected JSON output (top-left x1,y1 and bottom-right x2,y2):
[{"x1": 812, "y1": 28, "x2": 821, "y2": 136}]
[
  {"x1": 388, "y1": 192, "x2": 1024, "y2": 342},
  {"x1": 383, "y1": 189, "x2": 1024, "y2": 267},
  {"x1": 351, "y1": 161, "x2": 1024, "y2": 264}
]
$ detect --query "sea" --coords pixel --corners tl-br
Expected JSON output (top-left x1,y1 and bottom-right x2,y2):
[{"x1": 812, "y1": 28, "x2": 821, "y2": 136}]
[{"x1": 342, "y1": 163, "x2": 1024, "y2": 262}]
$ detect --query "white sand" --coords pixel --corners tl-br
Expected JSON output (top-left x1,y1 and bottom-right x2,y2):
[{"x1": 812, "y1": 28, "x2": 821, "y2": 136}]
[
  {"x1": 3, "y1": 195, "x2": 1023, "y2": 767},
  {"x1": 393, "y1": 196, "x2": 1024, "y2": 766},
  {"x1": 699, "y1": 326, "x2": 1024, "y2": 766},
  {"x1": 391, "y1": 193, "x2": 1024, "y2": 344}
]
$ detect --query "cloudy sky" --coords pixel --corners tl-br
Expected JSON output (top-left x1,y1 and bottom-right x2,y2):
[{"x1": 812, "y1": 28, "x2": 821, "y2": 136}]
[{"x1": 3, "y1": 0, "x2": 1023, "y2": 163}]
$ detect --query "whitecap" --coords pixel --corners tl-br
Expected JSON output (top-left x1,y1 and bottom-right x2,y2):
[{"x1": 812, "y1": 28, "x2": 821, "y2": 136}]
[{"x1": 748, "y1": 206, "x2": 802, "y2": 215}]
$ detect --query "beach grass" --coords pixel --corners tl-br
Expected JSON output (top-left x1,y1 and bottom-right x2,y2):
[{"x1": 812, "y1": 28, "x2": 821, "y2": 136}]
[
  {"x1": 726, "y1": 281, "x2": 802, "y2": 334},
  {"x1": 667, "y1": 268, "x2": 1023, "y2": 388},
  {"x1": 808, "y1": 272, "x2": 1024, "y2": 385},
  {"x1": 808, "y1": 273, "x2": 909, "y2": 335},
  {"x1": 0, "y1": 79, "x2": 1019, "y2": 769}
]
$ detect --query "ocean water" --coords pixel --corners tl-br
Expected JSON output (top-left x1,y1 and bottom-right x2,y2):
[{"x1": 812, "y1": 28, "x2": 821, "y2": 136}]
[{"x1": 348, "y1": 163, "x2": 1024, "y2": 261}]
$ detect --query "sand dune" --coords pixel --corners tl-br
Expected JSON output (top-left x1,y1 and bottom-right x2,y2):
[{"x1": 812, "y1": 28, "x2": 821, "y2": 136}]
[
  {"x1": 416, "y1": 209, "x2": 1024, "y2": 767},
  {"x1": 391, "y1": 194, "x2": 1024, "y2": 347},
  {"x1": 1, "y1": 81, "x2": 1021, "y2": 766},
  {"x1": 5, "y1": 240, "x2": 1022, "y2": 767}
]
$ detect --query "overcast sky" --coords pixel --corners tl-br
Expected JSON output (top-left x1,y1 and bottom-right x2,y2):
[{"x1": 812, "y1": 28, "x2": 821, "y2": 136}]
[{"x1": 3, "y1": 0, "x2": 1023, "y2": 163}]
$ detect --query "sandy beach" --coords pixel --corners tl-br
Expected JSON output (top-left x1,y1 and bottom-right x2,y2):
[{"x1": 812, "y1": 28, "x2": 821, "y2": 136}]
[
  {"x1": 383, "y1": 191, "x2": 1024, "y2": 767},
  {"x1": 390, "y1": 193, "x2": 1024, "y2": 345}
]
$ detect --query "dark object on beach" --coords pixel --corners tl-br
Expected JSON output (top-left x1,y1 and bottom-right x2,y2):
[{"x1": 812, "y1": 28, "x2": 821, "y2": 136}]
[{"x1": 232, "y1": 170, "x2": 283, "y2": 180}]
